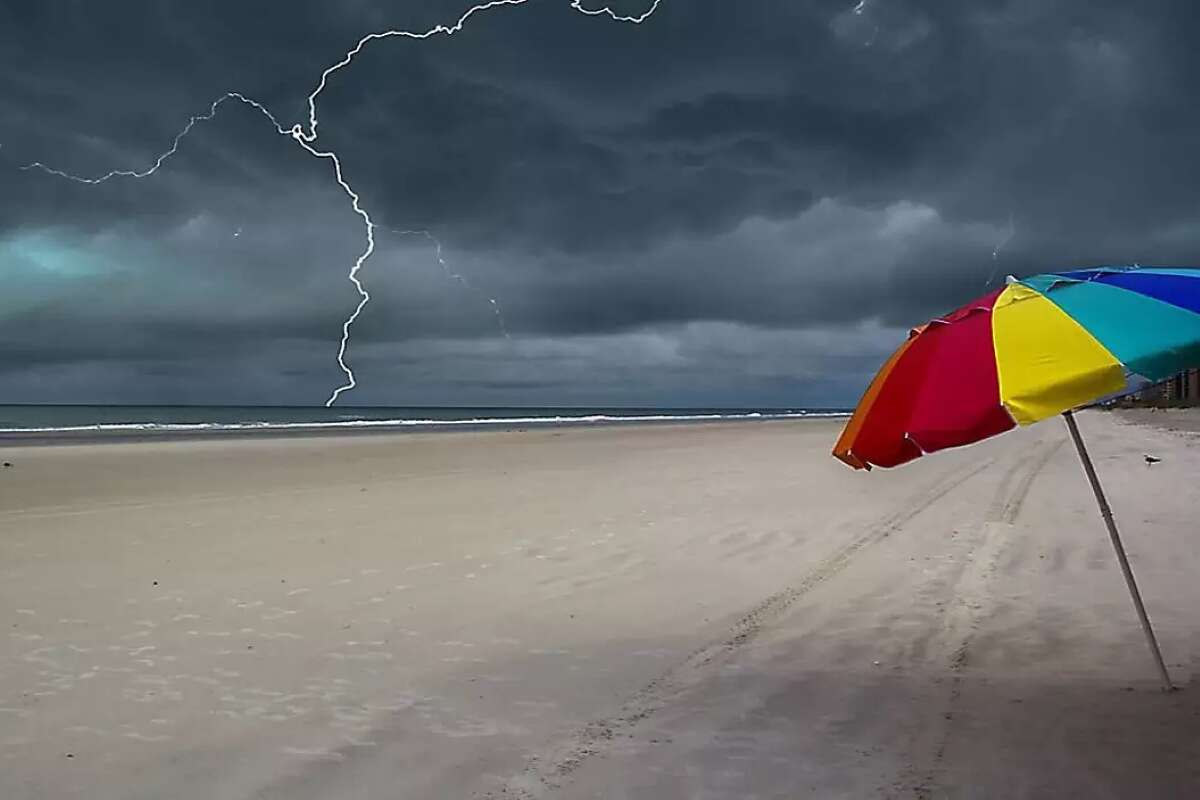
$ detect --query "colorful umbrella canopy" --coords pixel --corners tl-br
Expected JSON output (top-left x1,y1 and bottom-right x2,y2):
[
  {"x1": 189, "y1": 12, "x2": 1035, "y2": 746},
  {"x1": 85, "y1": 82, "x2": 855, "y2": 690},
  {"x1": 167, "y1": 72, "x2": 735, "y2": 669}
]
[
  {"x1": 834, "y1": 266, "x2": 1200, "y2": 470},
  {"x1": 832, "y1": 265, "x2": 1200, "y2": 691}
]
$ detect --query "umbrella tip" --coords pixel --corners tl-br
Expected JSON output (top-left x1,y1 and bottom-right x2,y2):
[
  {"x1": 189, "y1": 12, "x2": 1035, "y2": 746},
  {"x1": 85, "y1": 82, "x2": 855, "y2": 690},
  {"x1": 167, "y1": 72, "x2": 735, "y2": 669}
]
[{"x1": 1004, "y1": 274, "x2": 1018, "y2": 285}]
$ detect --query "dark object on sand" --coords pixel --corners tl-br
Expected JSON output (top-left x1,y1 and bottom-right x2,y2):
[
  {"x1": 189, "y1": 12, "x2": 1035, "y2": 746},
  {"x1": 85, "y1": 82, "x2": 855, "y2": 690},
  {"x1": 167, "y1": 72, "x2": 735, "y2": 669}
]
[
  {"x1": 1, "y1": 462, "x2": 11, "y2": 468},
  {"x1": 1144, "y1": 454, "x2": 1162, "y2": 464}
]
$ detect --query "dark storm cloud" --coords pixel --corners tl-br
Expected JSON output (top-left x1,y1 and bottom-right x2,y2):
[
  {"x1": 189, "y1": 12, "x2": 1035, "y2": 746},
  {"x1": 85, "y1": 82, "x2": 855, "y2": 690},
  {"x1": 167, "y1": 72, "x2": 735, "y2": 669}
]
[{"x1": 3, "y1": 0, "x2": 1200, "y2": 404}]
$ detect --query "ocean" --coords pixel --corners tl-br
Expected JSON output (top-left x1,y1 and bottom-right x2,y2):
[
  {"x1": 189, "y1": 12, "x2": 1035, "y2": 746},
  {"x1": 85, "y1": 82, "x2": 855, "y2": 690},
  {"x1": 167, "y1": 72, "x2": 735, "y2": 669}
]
[{"x1": 0, "y1": 405, "x2": 849, "y2": 437}]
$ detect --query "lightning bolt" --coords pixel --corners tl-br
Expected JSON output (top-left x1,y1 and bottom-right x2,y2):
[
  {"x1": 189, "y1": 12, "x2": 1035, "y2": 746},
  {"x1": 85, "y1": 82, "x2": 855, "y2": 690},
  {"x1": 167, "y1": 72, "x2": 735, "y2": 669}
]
[
  {"x1": 392, "y1": 229, "x2": 510, "y2": 338},
  {"x1": 984, "y1": 212, "x2": 1017, "y2": 288},
  {"x1": 21, "y1": 92, "x2": 291, "y2": 182},
  {"x1": 16, "y1": 0, "x2": 661, "y2": 405}
]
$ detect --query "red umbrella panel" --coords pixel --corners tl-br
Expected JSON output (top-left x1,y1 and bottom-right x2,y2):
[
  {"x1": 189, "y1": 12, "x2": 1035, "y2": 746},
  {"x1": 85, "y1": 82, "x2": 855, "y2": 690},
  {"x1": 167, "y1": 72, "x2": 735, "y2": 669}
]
[{"x1": 833, "y1": 289, "x2": 1014, "y2": 470}]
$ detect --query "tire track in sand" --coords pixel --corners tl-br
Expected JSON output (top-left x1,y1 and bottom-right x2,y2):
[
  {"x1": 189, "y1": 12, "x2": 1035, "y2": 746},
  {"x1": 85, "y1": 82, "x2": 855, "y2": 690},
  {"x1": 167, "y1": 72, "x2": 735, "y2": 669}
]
[
  {"x1": 903, "y1": 437, "x2": 1063, "y2": 799},
  {"x1": 489, "y1": 456, "x2": 1001, "y2": 799}
]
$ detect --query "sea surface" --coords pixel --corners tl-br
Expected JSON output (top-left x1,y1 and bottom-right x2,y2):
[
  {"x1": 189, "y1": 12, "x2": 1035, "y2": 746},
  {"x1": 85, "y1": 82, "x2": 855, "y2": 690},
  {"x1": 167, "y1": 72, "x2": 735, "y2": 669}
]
[{"x1": 0, "y1": 405, "x2": 849, "y2": 437}]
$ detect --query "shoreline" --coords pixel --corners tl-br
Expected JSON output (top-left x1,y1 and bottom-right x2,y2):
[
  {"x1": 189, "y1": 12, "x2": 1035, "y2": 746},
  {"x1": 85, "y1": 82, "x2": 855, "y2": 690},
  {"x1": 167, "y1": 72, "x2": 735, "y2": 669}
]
[{"x1": 0, "y1": 412, "x2": 846, "y2": 448}]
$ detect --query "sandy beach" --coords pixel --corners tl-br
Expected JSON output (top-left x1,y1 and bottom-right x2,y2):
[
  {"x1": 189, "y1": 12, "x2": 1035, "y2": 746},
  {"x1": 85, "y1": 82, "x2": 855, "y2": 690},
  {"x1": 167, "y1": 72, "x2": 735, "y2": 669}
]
[{"x1": 1, "y1": 413, "x2": 1198, "y2": 798}]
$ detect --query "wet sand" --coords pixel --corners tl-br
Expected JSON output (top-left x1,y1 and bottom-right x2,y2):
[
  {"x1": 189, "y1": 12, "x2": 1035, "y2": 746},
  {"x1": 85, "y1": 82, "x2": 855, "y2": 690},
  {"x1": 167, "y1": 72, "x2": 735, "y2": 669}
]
[{"x1": 1, "y1": 414, "x2": 1197, "y2": 798}]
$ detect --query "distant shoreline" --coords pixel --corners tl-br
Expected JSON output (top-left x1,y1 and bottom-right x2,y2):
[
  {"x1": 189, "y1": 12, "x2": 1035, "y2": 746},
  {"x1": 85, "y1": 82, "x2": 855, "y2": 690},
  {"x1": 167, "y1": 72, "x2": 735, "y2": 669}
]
[{"x1": 0, "y1": 412, "x2": 848, "y2": 447}]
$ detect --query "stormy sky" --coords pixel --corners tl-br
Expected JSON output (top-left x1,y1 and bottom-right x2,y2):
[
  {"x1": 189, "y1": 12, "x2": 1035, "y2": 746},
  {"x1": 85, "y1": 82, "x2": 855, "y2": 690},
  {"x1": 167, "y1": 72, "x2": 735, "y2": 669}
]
[{"x1": 3, "y1": 0, "x2": 1199, "y2": 407}]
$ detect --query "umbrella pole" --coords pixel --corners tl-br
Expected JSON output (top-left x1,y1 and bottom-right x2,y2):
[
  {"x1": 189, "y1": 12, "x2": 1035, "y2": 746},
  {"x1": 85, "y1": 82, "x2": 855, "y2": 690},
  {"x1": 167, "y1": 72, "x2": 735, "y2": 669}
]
[{"x1": 1062, "y1": 410, "x2": 1173, "y2": 692}]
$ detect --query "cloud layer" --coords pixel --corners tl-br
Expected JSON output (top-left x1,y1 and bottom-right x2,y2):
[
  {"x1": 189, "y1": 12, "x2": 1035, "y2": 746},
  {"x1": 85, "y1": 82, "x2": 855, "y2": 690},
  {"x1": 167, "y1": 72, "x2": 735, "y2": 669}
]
[{"x1": 3, "y1": 0, "x2": 1199, "y2": 405}]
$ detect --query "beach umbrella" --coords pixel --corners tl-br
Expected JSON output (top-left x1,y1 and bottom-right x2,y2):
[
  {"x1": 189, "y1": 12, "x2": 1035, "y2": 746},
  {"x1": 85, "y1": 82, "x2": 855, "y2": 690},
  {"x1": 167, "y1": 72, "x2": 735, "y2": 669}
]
[{"x1": 833, "y1": 266, "x2": 1200, "y2": 691}]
